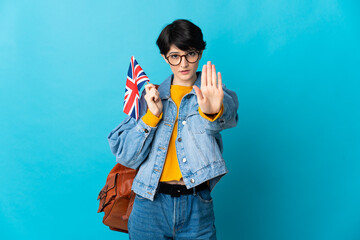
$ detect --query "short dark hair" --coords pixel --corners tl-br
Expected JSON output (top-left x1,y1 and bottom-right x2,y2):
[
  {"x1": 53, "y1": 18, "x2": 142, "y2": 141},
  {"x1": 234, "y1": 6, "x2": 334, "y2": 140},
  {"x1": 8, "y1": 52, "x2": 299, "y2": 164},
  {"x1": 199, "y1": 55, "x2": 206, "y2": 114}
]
[{"x1": 156, "y1": 19, "x2": 206, "y2": 55}]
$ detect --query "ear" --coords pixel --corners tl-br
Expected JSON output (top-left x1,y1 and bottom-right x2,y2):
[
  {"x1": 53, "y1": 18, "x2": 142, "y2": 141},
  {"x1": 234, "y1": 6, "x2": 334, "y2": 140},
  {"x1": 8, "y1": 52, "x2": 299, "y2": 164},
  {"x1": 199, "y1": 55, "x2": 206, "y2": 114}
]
[{"x1": 161, "y1": 54, "x2": 169, "y2": 64}]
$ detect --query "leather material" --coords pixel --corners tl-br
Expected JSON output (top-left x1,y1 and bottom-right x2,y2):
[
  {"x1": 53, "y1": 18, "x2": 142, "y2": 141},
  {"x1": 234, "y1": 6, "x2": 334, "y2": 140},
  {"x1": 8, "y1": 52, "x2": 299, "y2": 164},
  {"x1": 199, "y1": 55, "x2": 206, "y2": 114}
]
[
  {"x1": 97, "y1": 163, "x2": 137, "y2": 233},
  {"x1": 157, "y1": 181, "x2": 209, "y2": 197}
]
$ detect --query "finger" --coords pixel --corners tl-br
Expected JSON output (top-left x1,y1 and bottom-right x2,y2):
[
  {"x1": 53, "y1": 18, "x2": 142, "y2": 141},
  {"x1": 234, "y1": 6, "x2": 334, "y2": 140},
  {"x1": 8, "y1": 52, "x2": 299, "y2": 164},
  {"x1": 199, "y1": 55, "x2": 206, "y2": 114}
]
[
  {"x1": 201, "y1": 64, "x2": 207, "y2": 87},
  {"x1": 145, "y1": 84, "x2": 155, "y2": 94},
  {"x1": 147, "y1": 85, "x2": 157, "y2": 96},
  {"x1": 148, "y1": 83, "x2": 156, "y2": 90},
  {"x1": 148, "y1": 89, "x2": 158, "y2": 101},
  {"x1": 193, "y1": 85, "x2": 204, "y2": 101},
  {"x1": 145, "y1": 84, "x2": 150, "y2": 93},
  {"x1": 149, "y1": 87, "x2": 158, "y2": 95},
  {"x1": 212, "y1": 64, "x2": 217, "y2": 87},
  {"x1": 145, "y1": 88, "x2": 154, "y2": 100},
  {"x1": 218, "y1": 72, "x2": 223, "y2": 90},
  {"x1": 151, "y1": 92, "x2": 157, "y2": 102},
  {"x1": 207, "y1": 61, "x2": 212, "y2": 86},
  {"x1": 154, "y1": 91, "x2": 160, "y2": 102}
]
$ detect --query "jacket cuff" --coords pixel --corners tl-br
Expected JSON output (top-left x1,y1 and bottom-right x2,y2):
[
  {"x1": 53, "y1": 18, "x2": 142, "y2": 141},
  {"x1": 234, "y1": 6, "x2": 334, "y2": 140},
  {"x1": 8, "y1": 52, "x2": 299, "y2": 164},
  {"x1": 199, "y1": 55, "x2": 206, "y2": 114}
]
[
  {"x1": 198, "y1": 104, "x2": 224, "y2": 122},
  {"x1": 141, "y1": 109, "x2": 163, "y2": 127}
]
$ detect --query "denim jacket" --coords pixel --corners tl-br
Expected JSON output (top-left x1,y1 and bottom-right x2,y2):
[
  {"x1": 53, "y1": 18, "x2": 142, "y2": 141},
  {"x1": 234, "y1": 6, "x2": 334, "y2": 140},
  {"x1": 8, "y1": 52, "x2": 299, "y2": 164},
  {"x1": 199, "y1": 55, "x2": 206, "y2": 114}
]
[{"x1": 108, "y1": 71, "x2": 239, "y2": 201}]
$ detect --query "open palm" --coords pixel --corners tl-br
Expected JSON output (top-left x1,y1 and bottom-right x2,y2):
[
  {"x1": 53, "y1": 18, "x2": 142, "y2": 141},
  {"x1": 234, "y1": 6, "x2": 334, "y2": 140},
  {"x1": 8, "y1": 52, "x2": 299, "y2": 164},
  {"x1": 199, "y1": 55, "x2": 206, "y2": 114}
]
[{"x1": 193, "y1": 61, "x2": 224, "y2": 114}]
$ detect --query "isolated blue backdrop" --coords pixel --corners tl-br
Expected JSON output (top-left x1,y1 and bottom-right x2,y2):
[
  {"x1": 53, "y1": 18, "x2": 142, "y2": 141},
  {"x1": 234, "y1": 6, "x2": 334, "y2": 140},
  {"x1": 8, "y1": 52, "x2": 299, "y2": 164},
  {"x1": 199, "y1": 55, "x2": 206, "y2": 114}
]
[{"x1": 1, "y1": 1, "x2": 359, "y2": 239}]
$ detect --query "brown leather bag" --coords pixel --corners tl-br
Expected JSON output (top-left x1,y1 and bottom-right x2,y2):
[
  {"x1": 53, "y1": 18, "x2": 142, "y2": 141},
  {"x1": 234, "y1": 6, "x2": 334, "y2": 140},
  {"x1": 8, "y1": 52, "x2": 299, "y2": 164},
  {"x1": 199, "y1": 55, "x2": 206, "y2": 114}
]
[
  {"x1": 97, "y1": 163, "x2": 137, "y2": 233},
  {"x1": 98, "y1": 84, "x2": 158, "y2": 232}
]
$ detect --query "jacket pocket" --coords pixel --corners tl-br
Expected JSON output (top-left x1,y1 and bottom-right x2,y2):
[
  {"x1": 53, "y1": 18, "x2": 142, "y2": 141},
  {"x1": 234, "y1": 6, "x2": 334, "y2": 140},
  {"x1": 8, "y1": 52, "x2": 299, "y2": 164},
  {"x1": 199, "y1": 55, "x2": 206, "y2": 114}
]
[{"x1": 186, "y1": 110, "x2": 206, "y2": 134}]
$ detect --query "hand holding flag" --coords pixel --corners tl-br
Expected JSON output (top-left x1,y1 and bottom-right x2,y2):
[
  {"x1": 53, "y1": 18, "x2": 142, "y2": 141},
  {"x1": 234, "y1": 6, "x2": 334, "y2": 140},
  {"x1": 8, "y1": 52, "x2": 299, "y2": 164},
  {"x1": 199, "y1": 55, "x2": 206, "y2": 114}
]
[{"x1": 144, "y1": 83, "x2": 163, "y2": 118}]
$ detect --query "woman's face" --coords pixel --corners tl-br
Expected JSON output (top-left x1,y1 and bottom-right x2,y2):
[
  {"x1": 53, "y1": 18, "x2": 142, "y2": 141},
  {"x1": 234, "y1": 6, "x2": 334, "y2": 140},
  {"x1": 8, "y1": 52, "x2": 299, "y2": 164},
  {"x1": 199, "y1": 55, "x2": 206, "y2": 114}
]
[{"x1": 162, "y1": 44, "x2": 202, "y2": 86}]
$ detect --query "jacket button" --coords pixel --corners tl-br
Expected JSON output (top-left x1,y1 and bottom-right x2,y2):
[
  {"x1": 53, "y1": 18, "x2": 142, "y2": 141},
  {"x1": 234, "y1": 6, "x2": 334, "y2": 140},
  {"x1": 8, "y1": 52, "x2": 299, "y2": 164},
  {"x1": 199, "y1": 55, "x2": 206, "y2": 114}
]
[
  {"x1": 182, "y1": 158, "x2": 187, "y2": 163},
  {"x1": 178, "y1": 137, "x2": 182, "y2": 142},
  {"x1": 182, "y1": 120, "x2": 186, "y2": 125},
  {"x1": 190, "y1": 178, "x2": 195, "y2": 183},
  {"x1": 144, "y1": 129, "x2": 149, "y2": 133}
]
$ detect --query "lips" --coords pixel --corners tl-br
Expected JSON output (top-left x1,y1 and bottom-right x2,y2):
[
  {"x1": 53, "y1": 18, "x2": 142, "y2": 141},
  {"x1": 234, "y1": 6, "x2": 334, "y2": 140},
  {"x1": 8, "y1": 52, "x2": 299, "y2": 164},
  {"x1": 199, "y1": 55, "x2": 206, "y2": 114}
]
[{"x1": 180, "y1": 70, "x2": 190, "y2": 74}]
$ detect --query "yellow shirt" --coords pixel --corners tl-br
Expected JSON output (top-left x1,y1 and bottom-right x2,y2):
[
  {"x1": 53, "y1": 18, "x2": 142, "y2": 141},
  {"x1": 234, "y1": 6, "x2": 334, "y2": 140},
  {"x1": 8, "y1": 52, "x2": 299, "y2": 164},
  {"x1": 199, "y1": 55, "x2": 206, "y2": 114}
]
[{"x1": 141, "y1": 84, "x2": 224, "y2": 182}]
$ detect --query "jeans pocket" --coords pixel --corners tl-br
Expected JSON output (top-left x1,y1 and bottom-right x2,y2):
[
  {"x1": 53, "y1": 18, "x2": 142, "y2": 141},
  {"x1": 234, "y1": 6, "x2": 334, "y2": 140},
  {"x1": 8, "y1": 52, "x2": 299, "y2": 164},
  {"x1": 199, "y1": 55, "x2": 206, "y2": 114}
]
[{"x1": 196, "y1": 188, "x2": 213, "y2": 203}]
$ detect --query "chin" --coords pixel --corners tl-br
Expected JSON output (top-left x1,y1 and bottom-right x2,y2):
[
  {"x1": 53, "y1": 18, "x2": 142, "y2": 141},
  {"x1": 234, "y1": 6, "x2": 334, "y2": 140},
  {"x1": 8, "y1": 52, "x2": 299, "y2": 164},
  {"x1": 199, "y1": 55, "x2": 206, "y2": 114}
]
[
  {"x1": 181, "y1": 75, "x2": 192, "y2": 81},
  {"x1": 182, "y1": 72, "x2": 195, "y2": 80}
]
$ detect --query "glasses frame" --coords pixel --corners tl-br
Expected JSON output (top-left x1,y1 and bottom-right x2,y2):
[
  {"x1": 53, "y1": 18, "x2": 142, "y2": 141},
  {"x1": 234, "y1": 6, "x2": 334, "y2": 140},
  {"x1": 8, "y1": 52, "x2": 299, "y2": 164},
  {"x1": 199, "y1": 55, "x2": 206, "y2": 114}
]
[{"x1": 165, "y1": 50, "x2": 200, "y2": 66}]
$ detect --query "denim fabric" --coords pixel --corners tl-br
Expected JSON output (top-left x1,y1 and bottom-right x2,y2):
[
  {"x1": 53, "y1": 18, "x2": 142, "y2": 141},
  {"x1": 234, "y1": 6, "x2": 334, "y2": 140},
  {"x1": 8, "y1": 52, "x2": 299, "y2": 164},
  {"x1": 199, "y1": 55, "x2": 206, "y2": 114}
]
[
  {"x1": 128, "y1": 188, "x2": 217, "y2": 240},
  {"x1": 108, "y1": 71, "x2": 239, "y2": 201}
]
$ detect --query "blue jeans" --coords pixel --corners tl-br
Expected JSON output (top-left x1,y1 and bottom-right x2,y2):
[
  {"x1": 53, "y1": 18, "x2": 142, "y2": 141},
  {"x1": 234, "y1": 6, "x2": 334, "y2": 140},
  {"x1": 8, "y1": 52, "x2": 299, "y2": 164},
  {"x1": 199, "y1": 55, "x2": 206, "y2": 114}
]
[{"x1": 128, "y1": 188, "x2": 217, "y2": 240}]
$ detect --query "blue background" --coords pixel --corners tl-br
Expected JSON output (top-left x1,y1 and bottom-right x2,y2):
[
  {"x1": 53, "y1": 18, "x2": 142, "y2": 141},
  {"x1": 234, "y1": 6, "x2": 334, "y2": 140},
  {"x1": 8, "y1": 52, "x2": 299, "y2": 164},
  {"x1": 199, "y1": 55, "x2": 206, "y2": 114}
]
[{"x1": 1, "y1": 1, "x2": 359, "y2": 239}]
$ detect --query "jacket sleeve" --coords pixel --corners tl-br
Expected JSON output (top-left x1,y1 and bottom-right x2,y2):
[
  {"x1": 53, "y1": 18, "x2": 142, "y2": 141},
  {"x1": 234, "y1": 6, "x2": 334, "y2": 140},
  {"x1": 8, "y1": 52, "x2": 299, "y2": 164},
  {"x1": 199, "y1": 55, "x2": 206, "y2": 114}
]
[
  {"x1": 107, "y1": 90, "x2": 159, "y2": 169},
  {"x1": 204, "y1": 84, "x2": 239, "y2": 134}
]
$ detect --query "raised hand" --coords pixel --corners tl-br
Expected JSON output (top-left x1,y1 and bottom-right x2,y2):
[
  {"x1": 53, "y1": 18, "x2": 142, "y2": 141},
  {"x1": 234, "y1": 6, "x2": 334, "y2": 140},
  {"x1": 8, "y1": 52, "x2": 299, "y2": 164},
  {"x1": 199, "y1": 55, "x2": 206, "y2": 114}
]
[
  {"x1": 193, "y1": 61, "x2": 224, "y2": 115},
  {"x1": 144, "y1": 83, "x2": 163, "y2": 117}
]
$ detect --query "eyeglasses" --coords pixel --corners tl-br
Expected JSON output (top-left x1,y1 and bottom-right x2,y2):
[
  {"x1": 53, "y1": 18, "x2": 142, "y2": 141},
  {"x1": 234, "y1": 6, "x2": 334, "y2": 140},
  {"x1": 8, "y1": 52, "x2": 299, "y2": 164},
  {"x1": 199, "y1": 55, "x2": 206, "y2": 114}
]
[{"x1": 165, "y1": 51, "x2": 200, "y2": 66}]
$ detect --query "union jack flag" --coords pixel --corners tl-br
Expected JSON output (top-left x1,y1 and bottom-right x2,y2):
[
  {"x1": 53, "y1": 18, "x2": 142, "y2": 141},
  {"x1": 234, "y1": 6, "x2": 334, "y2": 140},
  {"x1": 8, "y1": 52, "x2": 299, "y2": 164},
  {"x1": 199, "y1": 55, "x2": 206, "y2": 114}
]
[{"x1": 123, "y1": 56, "x2": 150, "y2": 120}]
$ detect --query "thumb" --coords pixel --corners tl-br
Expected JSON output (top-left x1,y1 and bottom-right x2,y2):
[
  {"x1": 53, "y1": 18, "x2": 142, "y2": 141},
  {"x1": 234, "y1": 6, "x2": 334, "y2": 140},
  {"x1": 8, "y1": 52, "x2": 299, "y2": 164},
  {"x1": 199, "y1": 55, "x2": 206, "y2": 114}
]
[{"x1": 193, "y1": 85, "x2": 204, "y2": 101}]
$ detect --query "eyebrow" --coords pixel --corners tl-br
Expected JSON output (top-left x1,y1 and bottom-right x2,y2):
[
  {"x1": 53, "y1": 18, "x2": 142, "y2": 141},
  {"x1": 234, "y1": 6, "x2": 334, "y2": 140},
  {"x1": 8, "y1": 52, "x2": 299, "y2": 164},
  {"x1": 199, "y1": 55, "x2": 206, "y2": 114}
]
[{"x1": 168, "y1": 50, "x2": 195, "y2": 55}]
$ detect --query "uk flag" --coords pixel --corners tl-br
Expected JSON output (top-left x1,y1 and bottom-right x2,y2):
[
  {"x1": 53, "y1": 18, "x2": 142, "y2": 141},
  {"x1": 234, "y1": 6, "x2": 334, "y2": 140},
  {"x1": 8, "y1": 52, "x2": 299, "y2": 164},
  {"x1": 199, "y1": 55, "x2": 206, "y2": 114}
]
[{"x1": 123, "y1": 56, "x2": 150, "y2": 120}]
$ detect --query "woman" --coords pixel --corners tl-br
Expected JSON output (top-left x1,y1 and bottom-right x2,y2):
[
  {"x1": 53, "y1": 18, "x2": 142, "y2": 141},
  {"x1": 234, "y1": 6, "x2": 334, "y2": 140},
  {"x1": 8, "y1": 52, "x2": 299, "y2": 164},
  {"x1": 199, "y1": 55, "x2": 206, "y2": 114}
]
[{"x1": 108, "y1": 19, "x2": 239, "y2": 239}]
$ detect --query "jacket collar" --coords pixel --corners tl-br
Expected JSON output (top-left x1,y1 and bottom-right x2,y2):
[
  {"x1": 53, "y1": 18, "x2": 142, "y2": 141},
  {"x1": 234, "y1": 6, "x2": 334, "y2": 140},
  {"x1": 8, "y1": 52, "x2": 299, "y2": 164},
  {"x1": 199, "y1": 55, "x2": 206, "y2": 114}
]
[{"x1": 158, "y1": 71, "x2": 202, "y2": 100}]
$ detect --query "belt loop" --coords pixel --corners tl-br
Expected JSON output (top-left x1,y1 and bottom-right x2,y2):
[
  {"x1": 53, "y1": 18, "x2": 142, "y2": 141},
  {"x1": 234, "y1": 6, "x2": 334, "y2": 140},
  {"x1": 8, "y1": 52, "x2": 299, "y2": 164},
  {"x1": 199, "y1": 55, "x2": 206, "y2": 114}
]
[{"x1": 192, "y1": 186, "x2": 196, "y2": 196}]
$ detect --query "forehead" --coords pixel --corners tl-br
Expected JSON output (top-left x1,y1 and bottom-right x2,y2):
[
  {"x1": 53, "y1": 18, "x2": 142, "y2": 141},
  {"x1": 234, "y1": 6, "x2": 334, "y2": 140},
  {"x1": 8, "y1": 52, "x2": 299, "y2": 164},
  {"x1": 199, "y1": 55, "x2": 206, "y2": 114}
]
[{"x1": 168, "y1": 44, "x2": 193, "y2": 54}]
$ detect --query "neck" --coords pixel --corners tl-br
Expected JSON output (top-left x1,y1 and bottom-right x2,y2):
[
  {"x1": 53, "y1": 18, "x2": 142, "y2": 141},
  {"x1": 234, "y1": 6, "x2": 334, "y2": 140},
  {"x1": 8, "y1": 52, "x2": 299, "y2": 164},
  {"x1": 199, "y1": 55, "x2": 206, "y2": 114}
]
[{"x1": 172, "y1": 73, "x2": 197, "y2": 86}]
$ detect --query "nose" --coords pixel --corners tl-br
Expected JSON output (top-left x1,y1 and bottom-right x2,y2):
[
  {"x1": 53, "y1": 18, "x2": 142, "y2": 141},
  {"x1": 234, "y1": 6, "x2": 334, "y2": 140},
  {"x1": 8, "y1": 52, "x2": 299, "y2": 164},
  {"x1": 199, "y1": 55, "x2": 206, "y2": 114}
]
[{"x1": 180, "y1": 55, "x2": 189, "y2": 68}]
